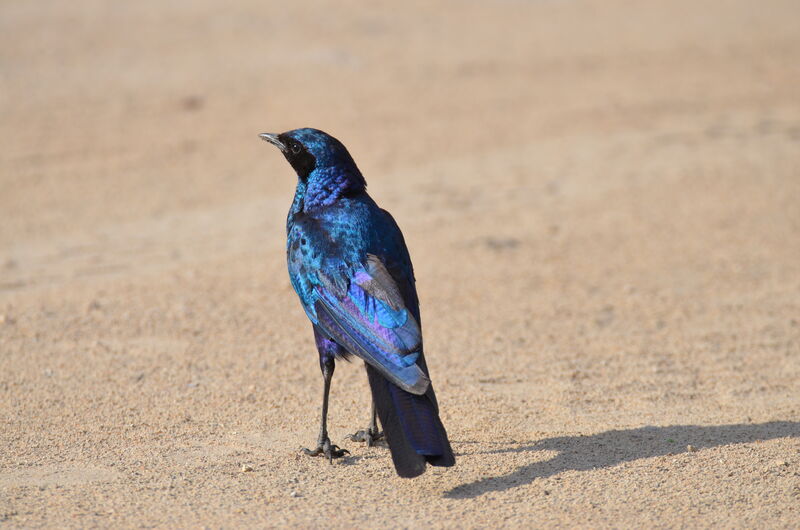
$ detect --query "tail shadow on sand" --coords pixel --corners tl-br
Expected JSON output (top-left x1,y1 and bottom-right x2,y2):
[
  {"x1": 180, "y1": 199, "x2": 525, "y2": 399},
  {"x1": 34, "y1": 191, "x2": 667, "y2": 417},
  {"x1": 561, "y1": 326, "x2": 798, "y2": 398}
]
[{"x1": 446, "y1": 421, "x2": 799, "y2": 499}]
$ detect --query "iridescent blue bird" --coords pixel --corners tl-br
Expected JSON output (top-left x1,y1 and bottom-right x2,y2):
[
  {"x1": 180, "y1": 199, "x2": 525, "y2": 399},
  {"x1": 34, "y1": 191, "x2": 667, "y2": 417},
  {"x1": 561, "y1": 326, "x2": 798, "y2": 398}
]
[{"x1": 260, "y1": 128, "x2": 455, "y2": 477}]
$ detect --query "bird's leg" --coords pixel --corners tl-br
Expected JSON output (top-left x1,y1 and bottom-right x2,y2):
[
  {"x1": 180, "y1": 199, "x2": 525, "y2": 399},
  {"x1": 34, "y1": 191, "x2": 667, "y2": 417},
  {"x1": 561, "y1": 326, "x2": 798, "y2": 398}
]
[
  {"x1": 302, "y1": 357, "x2": 349, "y2": 462},
  {"x1": 348, "y1": 400, "x2": 385, "y2": 447}
]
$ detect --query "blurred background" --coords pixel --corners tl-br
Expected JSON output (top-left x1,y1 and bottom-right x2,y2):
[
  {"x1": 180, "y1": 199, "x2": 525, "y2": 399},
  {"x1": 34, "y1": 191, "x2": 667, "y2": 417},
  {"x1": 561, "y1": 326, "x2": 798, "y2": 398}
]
[
  {"x1": 4, "y1": 0, "x2": 797, "y2": 249},
  {"x1": 1, "y1": 0, "x2": 799, "y2": 527}
]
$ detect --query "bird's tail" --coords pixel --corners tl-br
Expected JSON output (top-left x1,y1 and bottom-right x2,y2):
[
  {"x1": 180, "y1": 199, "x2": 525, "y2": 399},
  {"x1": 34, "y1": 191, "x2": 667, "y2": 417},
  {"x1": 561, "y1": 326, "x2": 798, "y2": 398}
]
[{"x1": 366, "y1": 363, "x2": 455, "y2": 478}]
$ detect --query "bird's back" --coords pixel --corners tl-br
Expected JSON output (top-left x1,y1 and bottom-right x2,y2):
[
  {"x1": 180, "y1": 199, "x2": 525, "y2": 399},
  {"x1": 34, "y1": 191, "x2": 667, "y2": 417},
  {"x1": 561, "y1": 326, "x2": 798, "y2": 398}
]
[
  {"x1": 287, "y1": 194, "x2": 418, "y2": 319},
  {"x1": 288, "y1": 192, "x2": 454, "y2": 477}
]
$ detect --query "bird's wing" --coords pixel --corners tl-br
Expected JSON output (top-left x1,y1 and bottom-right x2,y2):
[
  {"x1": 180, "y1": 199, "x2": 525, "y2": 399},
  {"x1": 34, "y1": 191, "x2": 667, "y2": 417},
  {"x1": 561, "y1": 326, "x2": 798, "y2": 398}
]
[{"x1": 311, "y1": 254, "x2": 430, "y2": 395}]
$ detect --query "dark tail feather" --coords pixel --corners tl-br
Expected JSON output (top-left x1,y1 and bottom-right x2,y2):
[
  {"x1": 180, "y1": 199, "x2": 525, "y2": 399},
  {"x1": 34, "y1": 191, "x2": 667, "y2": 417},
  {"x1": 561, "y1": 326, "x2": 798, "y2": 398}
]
[{"x1": 366, "y1": 364, "x2": 455, "y2": 478}]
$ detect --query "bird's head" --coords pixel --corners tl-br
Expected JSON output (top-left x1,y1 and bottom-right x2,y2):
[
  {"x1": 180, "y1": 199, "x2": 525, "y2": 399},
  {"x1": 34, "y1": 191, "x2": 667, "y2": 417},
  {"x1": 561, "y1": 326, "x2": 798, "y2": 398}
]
[
  {"x1": 259, "y1": 128, "x2": 361, "y2": 181},
  {"x1": 260, "y1": 128, "x2": 366, "y2": 209}
]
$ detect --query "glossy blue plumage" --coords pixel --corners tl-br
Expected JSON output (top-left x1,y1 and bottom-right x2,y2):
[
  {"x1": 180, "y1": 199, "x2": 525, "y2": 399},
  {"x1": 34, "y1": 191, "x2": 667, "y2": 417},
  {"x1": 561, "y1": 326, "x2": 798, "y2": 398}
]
[
  {"x1": 268, "y1": 128, "x2": 454, "y2": 477},
  {"x1": 283, "y1": 129, "x2": 428, "y2": 394}
]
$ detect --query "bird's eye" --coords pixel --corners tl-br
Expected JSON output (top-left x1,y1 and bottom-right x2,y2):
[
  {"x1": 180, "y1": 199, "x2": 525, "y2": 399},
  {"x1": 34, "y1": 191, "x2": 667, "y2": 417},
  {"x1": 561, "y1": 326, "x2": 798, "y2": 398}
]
[{"x1": 291, "y1": 142, "x2": 302, "y2": 154}]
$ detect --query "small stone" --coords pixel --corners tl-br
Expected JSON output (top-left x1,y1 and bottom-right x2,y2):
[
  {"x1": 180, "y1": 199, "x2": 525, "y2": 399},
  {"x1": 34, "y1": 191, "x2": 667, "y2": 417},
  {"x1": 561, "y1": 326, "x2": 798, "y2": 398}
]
[
  {"x1": 763, "y1": 460, "x2": 788, "y2": 472},
  {"x1": 240, "y1": 465, "x2": 254, "y2": 473},
  {"x1": 687, "y1": 445, "x2": 697, "y2": 452},
  {"x1": 290, "y1": 491, "x2": 300, "y2": 498}
]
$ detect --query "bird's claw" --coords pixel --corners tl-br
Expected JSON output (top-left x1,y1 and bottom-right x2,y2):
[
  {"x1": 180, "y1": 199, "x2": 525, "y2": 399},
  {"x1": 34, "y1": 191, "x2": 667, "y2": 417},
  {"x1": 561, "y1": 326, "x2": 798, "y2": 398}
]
[
  {"x1": 301, "y1": 438, "x2": 349, "y2": 463},
  {"x1": 348, "y1": 428, "x2": 386, "y2": 448}
]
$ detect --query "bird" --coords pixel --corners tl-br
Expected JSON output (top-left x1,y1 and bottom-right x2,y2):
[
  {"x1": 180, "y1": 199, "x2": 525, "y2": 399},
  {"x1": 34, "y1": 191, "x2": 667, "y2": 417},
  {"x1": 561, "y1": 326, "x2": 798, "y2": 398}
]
[{"x1": 260, "y1": 128, "x2": 455, "y2": 478}]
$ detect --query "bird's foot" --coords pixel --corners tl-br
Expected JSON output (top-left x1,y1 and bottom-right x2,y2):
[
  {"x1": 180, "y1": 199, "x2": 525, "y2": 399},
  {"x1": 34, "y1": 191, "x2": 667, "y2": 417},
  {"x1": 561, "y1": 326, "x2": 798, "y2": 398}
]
[
  {"x1": 301, "y1": 438, "x2": 349, "y2": 463},
  {"x1": 348, "y1": 427, "x2": 386, "y2": 448}
]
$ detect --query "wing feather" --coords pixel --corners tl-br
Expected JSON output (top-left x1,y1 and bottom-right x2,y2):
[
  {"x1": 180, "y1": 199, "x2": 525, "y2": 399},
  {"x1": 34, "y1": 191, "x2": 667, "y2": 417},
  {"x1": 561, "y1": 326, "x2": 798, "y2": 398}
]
[{"x1": 310, "y1": 255, "x2": 430, "y2": 395}]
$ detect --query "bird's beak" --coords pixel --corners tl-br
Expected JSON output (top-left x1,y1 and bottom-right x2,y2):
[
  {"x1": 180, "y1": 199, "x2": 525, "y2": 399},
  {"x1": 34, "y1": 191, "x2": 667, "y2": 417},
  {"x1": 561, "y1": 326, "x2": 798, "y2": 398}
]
[{"x1": 259, "y1": 133, "x2": 287, "y2": 152}]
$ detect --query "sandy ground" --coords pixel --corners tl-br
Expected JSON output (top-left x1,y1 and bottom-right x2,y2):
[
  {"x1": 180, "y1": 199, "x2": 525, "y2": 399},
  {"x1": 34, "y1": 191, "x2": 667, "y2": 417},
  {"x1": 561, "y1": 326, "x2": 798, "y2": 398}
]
[{"x1": 2, "y1": 0, "x2": 800, "y2": 527}]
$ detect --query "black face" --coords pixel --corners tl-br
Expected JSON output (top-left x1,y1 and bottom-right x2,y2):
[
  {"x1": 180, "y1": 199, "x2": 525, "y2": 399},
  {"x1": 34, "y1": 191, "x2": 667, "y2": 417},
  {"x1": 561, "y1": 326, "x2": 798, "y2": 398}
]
[{"x1": 278, "y1": 134, "x2": 316, "y2": 180}]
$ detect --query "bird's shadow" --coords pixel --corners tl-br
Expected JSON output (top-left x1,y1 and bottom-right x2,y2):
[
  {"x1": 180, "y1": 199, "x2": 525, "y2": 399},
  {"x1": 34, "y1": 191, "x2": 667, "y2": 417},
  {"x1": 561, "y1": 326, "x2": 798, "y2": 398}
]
[{"x1": 445, "y1": 421, "x2": 799, "y2": 499}]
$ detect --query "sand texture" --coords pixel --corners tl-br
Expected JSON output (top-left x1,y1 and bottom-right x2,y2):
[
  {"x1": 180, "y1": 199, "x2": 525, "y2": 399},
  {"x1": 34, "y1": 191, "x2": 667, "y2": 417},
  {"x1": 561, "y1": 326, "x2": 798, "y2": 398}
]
[{"x1": 1, "y1": 0, "x2": 799, "y2": 527}]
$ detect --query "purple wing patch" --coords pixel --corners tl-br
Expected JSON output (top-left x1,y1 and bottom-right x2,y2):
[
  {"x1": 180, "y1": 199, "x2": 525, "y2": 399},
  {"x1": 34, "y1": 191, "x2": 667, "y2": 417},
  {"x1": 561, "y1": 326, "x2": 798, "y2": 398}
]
[{"x1": 312, "y1": 255, "x2": 428, "y2": 395}]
